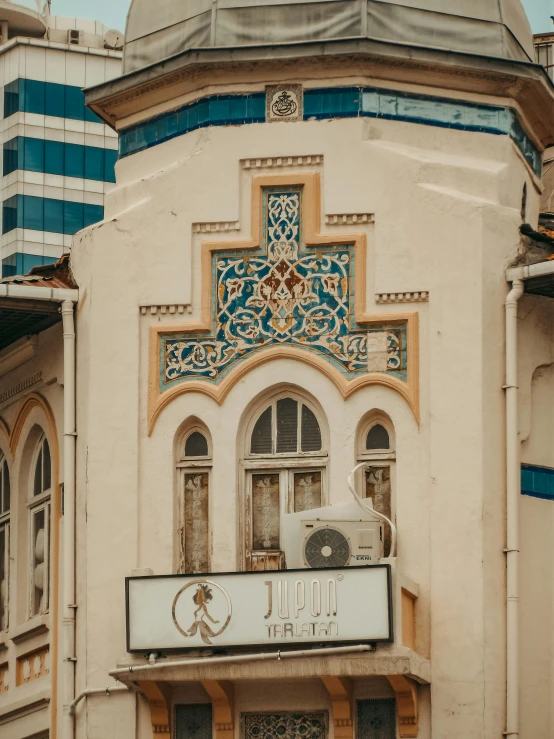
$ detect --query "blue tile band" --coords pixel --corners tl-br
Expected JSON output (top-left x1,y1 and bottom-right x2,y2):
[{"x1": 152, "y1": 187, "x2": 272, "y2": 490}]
[
  {"x1": 118, "y1": 86, "x2": 541, "y2": 176},
  {"x1": 521, "y1": 464, "x2": 554, "y2": 501}
]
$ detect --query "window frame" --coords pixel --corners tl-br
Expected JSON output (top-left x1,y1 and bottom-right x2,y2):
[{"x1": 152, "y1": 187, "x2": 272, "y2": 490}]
[
  {"x1": 28, "y1": 435, "x2": 51, "y2": 618},
  {"x1": 357, "y1": 415, "x2": 396, "y2": 556},
  {"x1": 177, "y1": 425, "x2": 212, "y2": 575},
  {"x1": 0, "y1": 452, "x2": 10, "y2": 633},
  {"x1": 242, "y1": 391, "x2": 328, "y2": 567},
  {"x1": 246, "y1": 392, "x2": 327, "y2": 461}
]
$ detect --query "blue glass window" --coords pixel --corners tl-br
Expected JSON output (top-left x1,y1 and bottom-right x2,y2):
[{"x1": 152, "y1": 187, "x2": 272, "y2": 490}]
[
  {"x1": 1, "y1": 254, "x2": 16, "y2": 277},
  {"x1": 104, "y1": 149, "x2": 117, "y2": 183},
  {"x1": 3, "y1": 138, "x2": 19, "y2": 176},
  {"x1": 23, "y1": 195, "x2": 44, "y2": 231},
  {"x1": 23, "y1": 79, "x2": 45, "y2": 115},
  {"x1": 44, "y1": 198, "x2": 63, "y2": 233},
  {"x1": 65, "y1": 86, "x2": 85, "y2": 121},
  {"x1": 3, "y1": 136, "x2": 115, "y2": 181},
  {"x1": 23, "y1": 137, "x2": 45, "y2": 172},
  {"x1": 83, "y1": 203, "x2": 103, "y2": 227},
  {"x1": 85, "y1": 146, "x2": 104, "y2": 181},
  {"x1": 2, "y1": 194, "x2": 104, "y2": 235},
  {"x1": 45, "y1": 140, "x2": 65, "y2": 176},
  {"x1": 45, "y1": 81, "x2": 65, "y2": 118},
  {"x1": 3, "y1": 78, "x2": 103, "y2": 122},
  {"x1": 1, "y1": 253, "x2": 57, "y2": 278},
  {"x1": 65, "y1": 143, "x2": 85, "y2": 179},
  {"x1": 4, "y1": 80, "x2": 20, "y2": 118},
  {"x1": 2, "y1": 195, "x2": 20, "y2": 233},
  {"x1": 63, "y1": 201, "x2": 83, "y2": 234}
]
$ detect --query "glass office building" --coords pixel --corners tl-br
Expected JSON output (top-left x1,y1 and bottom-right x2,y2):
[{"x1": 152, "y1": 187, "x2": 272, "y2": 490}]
[{"x1": 0, "y1": 4, "x2": 122, "y2": 276}]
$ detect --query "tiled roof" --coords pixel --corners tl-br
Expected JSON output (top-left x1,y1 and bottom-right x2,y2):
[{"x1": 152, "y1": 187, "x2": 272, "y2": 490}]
[
  {"x1": 0, "y1": 253, "x2": 77, "y2": 289},
  {"x1": 0, "y1": 254, "x2": 78, "y2": 352}
]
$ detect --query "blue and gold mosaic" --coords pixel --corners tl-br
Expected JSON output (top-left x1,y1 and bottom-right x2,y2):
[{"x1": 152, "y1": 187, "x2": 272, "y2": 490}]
[{"x1": 160, "y1": 188, "x2": 407, "y2": 392}]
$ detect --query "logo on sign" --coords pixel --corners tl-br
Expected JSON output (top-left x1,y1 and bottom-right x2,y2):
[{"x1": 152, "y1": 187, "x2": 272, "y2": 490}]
[{"x1": 172, "y1": 580, "x2": 232, "y2": 645}]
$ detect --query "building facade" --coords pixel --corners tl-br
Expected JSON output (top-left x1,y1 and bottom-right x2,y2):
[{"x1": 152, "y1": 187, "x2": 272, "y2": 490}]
[
  {"x1": 2, "y1": 1, "x2": 554, "y2": 738},
  {"x1": 0, "y1": 2, "x2": 121, "y2": 277}
]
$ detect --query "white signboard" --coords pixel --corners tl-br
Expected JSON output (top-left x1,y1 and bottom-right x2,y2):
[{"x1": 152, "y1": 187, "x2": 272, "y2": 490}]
[{"x1": 126, "y1": 565, "x2": 392, "y2": 652}]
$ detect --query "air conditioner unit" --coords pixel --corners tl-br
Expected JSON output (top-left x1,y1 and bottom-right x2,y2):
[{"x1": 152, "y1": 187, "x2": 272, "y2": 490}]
[
  {"x1": 67, "y1": 29, "x2": 83, "y2": 45},
  {"x1": 281, "y1": 500, "x2": 384, "y2": 570}
]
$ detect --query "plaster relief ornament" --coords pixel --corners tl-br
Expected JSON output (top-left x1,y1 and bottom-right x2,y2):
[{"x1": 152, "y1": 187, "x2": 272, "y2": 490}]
[
  {"x1": 267, "y1": 85, "x2": 303, "y2": 122},
  {"x1": 172, "y1": 580, "x2": 232, "y2": 646}
]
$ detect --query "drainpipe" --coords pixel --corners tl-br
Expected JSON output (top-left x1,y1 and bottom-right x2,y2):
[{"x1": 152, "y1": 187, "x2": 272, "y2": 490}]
[
  {"x1": 505, "y1": 278, "x2": 524, "y2": 739},
  {"x1": 0, "y1": 283, "x2": 78, "y2": 738},
  {"x1": 61, "y1": 300, "x2": 77, "y2": 739}
]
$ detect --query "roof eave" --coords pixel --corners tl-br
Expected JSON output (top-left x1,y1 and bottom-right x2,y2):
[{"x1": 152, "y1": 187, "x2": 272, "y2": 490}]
[{"x1": 84, "y1": 36, "x2": 554, "y2": 149}]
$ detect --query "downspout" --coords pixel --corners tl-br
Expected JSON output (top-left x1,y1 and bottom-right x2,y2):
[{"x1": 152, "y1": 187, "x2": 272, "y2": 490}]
[
  {"x1": 61, "y1": 300, "x2": 77, "y2": 739},
  {"x1": 505, "y1": 278, "x2": 524, "y2": 738},
  {"x1": 0, "y1": 283, "x2": 78, "y2": 739}
]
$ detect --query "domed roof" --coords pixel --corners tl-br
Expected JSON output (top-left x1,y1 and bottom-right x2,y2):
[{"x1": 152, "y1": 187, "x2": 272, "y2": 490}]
[{"x1": 123, "y1": 0, "x2": 534, "y2": 75}]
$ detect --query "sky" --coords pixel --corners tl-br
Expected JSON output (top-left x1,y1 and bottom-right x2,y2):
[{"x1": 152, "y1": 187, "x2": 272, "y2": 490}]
[{"x1": 15, "y1": 0, "x2": 554, "y2": 38}]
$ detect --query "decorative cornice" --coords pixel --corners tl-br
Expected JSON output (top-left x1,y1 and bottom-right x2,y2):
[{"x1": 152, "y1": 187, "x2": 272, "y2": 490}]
[
  {"x1": 193, "y1": 222, "x2": 240, "y2": 234},
  {"x1": 326, "y1": 213, "x2": 374, "y2": 226},
  {"x1": 0, "y1": 370, "x2": 42, "y2": 406},
  {"x1": 86, "y1": 39, "x2": 554, "y2": 150},
  {"x1": 376, "y1": 292, "x2": 429, "y2": 304},
  {"x1": 242, "y1": 155, "x2": 322, "y2": 169},
  {"x1": 140, "y1": 305, "x2": 192, "y2": 316}
]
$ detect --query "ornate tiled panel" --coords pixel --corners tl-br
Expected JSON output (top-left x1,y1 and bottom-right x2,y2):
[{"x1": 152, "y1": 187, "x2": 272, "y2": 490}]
[
  {"x1": 160, "y1": 187, "x2": 407, "y2": 392},
  {"x1": 243, "y1": 712, "x2": 327, "y2": 739}
]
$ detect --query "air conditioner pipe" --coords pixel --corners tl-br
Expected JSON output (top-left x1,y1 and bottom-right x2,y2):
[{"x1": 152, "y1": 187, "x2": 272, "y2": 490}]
[
  {"x1": 505, "y1": 278, "x2": 524, "y2": 738},
  {"x1": 69, "y1": 686, "x2": 131, "y2": 715},
  {"x1": 347, "y1": 462, "x2": 397, "y2": 557},
  {"x1": 110, "y1": 644, "x2": 374, "y2": 680}
]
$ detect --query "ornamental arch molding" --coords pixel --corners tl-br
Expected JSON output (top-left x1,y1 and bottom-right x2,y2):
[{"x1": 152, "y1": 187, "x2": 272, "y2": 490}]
[{"x1": 148, "y1": 173, "x2": 419, "y2": 433}]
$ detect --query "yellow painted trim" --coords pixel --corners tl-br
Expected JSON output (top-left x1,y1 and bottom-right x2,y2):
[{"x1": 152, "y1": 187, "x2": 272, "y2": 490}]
[
  {"x1": 10, "y1": 393, "x2": 60, "y2": 739},
  {"x1": 201, "y1": 680, "x2": 234, "y2": 739},
  {"x1": 401, "y1": 588, "x2": 416, "y2": 652},
  {"x1": 138, "y1": 680, "x2": 171, "y2": 736},
  {"x1": 386, "y1": 675, "x2": 418, "y2": 738},
  {"x1": 148, "y1": 173, "x2": 420, "y2": 433},
  {"x1": 0, "y1": 417, "x2": 10, "y2": 442},
  {"x1": 321, "y1": 676, "x2": 353, "y2": 739}
]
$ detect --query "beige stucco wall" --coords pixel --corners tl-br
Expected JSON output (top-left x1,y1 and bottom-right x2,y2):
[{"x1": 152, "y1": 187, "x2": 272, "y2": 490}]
[{"x1": 67, "y1": 72, "x2": 544, "y2": 738}]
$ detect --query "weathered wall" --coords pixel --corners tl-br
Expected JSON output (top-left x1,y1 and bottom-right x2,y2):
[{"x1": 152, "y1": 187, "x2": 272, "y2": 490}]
[{"x1": 71, "y1": 76, "x2": 539, "y2": 738}]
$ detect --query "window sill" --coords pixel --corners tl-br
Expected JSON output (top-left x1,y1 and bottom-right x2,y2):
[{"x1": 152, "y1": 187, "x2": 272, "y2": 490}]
[{"x1": 9, "y1": 615, "x2": 49, "y2": 645}]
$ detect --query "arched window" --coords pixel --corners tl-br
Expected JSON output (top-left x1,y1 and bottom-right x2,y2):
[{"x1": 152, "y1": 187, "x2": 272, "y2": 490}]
[
  {"x1": 178, "y1": 426, "x2": 211, "y2": 574},
  {"x1": 365, "y1": 424, "x2": 390, "y2": 451},
  {"x1": 0, "y1": 453, "x2": 10, "y2": 631},
  {"x1": 358, "y1": 416, "x2": 395, "y2": 555},
  {"x1": 244, "y1": 393, "x2": 327, "y2": 570},
  {"x1": 29, "y1": 435, "x2": 51, "y2": 617}
]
